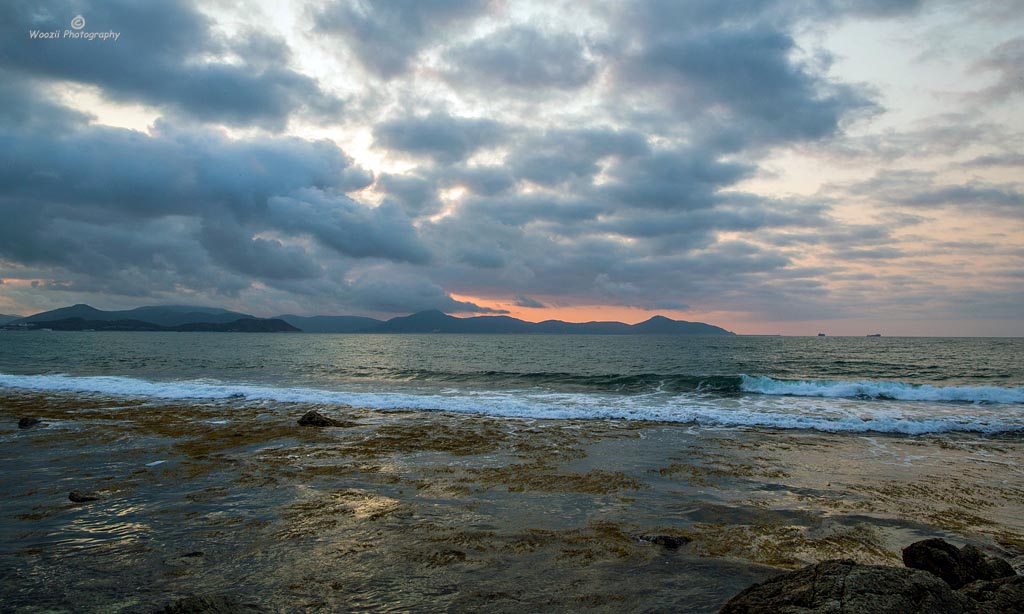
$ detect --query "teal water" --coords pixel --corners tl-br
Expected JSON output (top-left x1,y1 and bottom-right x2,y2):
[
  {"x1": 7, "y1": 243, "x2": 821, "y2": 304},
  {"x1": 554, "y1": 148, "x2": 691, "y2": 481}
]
[{"x1": 1, "y1": 332, "x2": 1022, "y2": 434}]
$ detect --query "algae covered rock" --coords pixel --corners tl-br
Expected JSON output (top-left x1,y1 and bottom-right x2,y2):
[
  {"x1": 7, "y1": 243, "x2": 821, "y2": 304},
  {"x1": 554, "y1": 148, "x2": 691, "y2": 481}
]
[
  {"x1": 297, "y1": 410, "x2": 347, "y2": 427},
  {"x1": 902, "y1": 538, "x2": 1016, "y2": 589},
  {"x1": 719, "y1": 559, "x2": 973, "y2": 614}
]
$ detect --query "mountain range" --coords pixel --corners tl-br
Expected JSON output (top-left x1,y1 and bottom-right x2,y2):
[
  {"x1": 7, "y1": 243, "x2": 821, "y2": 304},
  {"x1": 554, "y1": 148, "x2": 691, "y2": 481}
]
[{"x1": 1, "y1": 304, "x2": 735, "y2": 335}]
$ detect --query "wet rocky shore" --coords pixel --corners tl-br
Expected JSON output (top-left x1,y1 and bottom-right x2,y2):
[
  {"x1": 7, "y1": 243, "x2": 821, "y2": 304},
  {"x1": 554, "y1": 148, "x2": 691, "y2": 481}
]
[{"x1": 2, "y1": 390, "x2": 1023, "y2": 612}]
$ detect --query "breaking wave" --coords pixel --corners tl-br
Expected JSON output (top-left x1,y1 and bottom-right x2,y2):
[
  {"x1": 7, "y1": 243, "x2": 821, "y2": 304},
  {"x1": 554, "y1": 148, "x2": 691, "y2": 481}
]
[{"x1": 2, "y1": 372, "x2": 1022, "y2": 436}]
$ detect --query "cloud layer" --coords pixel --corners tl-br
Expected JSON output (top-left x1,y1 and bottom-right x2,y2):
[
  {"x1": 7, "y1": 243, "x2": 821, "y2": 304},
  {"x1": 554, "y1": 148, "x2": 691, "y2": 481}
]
[{"x1": 0, "y1": 0, "x2": 1022, "y2": 333}]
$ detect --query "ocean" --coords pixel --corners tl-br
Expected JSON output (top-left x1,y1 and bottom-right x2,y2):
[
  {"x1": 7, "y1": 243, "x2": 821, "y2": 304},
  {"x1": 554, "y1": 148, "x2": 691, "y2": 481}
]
[
  {"x1": 2, "y1": 332, "x2": 1023, "y2": 612},
  {"x1": 1, "y1": 332, "x2": 1022, "y2": 434}
]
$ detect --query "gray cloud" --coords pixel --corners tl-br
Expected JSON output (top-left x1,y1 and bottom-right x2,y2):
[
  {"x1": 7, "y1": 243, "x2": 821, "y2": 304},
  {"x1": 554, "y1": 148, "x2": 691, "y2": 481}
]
[
  {"x1": 0, "y1": 83, "x2": 450, "y2": 313},
  {"x1": 443, "y1": 26, "x2": 597, "y2": 90},
  {"x1": 347, "y1": 271, "x2": 506, "y2": 314},
  {"x1": 267, "y1": 189, "x2": 432, "y2": 263},
  {"x1": 616, "y1": 22, "x2": 875, "y2": 149},
  {"x1": 0, "y1": 1, "x2": 340, "y2": 129},
  {"x1": 374, "y1": 112, "x2": 509, "y2": 163},
  {"x1": 974, "y1": 37, "x2": 1024, "y2": 102},
  {"x1": 313, "y1": 0, "x2": 490, "y2": 78},
  {"x1": 2, "y1": 0, "x2": 1019, "y2": 330},
  {"x1": 513, "y1": 295, "x2": 546, "y2": 308}
]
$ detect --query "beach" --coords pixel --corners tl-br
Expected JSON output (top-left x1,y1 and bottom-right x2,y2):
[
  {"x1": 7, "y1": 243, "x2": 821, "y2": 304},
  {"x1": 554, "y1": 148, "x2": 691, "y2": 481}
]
[{"x1": 3, "y1": 387, "x2": 1022, "y2": 612}]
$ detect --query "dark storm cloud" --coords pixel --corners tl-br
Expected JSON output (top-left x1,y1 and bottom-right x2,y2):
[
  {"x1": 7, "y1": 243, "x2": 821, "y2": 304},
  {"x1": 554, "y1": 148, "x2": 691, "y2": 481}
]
[
  {"x1": 513, "y1": 295, "x2": 546, "y2": 308},
  {"x1": 374, "y1": 112, "x2": 508, "y2": 164},
  {"x1": 376, "y1": 173, "x2": 443, "y2": 216},
  {"x1": 347, "y1": 272, "x2": 506, "y2": 314},
  {"x1": 615, "y1": 22, "x2": 874, "y2": 148},
  {"x1": 267, "y1": 189, "x2": 431, "y2": 263},
  {"x1": 198, "y1": 220, "x2": 323, "y2": 281},
  {"x1": 597, "y1": 149, "x2": 754, "y2": 210},
  {"x1": 312, "y1": 0, "x2": 491, "y2": 78},
  {"x1": 510, "y1": 128, "x2": 649, "y2": 188},
  {"x1": 0, "y1": 85, "x2": 444, "y2": 311},
  {"x1": 447, "y1": 166, "x2": 516, "y2": 196},
  {"x1": 0, "y1": 117, "x2": 369, "y2": 219},
  {"x1": 443, "y1": 26, "x2": 597, "y2": 90},
  {"x1": 0, "y1": 1, "x2": 340, "y2": 128}
]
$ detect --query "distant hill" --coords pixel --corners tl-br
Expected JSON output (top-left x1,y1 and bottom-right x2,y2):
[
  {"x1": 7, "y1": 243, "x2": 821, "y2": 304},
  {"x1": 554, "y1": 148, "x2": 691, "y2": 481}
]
[
  {"x1": 4, "y1": 304, "x2": 735, "y2": 336},
  {"x1": 8, "y1": 317, "x2": 299, "y2": 333},
  {"x1": 370, "y1": 310, "x2": 735, "y2": 335},
  {"x1": 14, "y1": 304, "x2": 254, "y2": 327},
  {"x1": 276, "y1": 314, "x2": 382, "y2": 333},
  {"x1": 0, "y1": 314, "x2": 21, "y2": 326}
]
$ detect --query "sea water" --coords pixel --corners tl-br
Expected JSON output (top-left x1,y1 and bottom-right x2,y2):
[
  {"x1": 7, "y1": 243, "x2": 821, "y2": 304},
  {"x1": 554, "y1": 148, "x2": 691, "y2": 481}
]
[{"x1": 1, "y1": 332, "x2": 1021, "y2": 435}]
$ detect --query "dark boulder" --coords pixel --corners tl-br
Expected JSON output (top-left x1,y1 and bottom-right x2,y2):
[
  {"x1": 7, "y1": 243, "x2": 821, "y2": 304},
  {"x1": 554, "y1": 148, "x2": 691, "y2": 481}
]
[
  {"x1": 297, "y1": 410, "x2": 346, "y2": 427},
  {"x1": 902, "y1": 538, "x2": 1016, "y2": 589},
  {"x1": 18, "y1": 417, "x2": 42, "y2": 429},
  {"x1": 719, "y1": 559, "x2": 974, "y2": 614},
  {"x1": 68, "y1": 491, "x2": 101, "y2": 503},
  {"x1": 960, "y1": 575, "x2": 1024, "y2": 613}
]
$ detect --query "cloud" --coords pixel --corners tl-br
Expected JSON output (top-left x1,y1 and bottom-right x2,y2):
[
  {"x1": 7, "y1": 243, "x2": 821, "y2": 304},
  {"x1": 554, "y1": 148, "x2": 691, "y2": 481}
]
[
  {"x1": 443, "y1": 26, "x2": 597, "y2": 90},
  {"x1": 347, "y1": 271, "x2": 506, "y2": 314},
  {"x1": 615, "y1": 20, "x2": 875, "y2": 148},
  {"x1": 0, "y1": 1, "x2": 340, "y2": 128},
  {"x1": 374, "y1": 112, "x2": 509, "y2": 164},
  {"x1": 974, "y1": 37, "x2": 1024, "y2": 102},
  {"x1": 267, "y1": 189, "x2": 432, "y2": 263},
  {"x1": 0, "y1": 84, "x2": 445, "y2": 312},
  {"x1": 312, "y1": 0, "x2": 491, "y2": 78},
  {"x1": 513, "y1": 295, "x2": 546, "y2": 308}
]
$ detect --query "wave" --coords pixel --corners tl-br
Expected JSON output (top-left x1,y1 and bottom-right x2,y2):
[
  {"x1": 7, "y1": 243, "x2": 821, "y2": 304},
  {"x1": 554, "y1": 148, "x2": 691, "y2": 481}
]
[
  {"x1": 2, "y1": 372, "x2": 1022, "y2": 436},
  {"x1": 739, "y1": 375, "x2": 1024, "y2": 404},
  {"x1": 368, "y1": 369, "x2": 744, "y2": 393}
]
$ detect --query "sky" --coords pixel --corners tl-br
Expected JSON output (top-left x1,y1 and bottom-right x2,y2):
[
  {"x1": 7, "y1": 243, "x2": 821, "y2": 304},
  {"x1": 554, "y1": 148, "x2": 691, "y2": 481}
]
[{"x1": 0, "y1": 0, "x2": 1022, "y2": 335}]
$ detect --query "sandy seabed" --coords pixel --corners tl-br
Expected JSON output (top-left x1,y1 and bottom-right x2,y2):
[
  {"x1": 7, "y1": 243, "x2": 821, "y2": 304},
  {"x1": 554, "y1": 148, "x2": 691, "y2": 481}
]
[{"x1": 2, "y1": 390, "x2": 1022, "y2": 613}]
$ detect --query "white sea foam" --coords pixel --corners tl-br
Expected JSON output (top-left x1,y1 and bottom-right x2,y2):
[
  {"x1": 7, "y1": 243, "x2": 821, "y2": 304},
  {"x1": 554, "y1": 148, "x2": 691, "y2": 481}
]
[
  {"x1": 1, "y1": 372, "x2": 1022, "y2": 435},
  {"x1": 739, "y1": 375, "x2": 1024, "y2": 404}
]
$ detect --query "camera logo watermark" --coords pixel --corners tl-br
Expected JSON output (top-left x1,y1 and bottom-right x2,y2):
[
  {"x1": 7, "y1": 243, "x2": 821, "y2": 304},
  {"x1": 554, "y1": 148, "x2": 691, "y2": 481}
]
[{"x1": 28, "y1": 15, "x2": 120, "y2": 41}]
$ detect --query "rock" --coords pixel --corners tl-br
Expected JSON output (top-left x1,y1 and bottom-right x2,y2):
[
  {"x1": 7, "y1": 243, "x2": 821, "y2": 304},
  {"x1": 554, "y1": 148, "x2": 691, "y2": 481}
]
[
  {"x1": 638, "y1": 534, "x2": 691, "y2": 549},
  {"x1": 959, "y1": 575, "x2": 1024, "y2": 613},
  {"x1": 18, "y1": 417, "x2": 42, "y2": 429},
  {"x1": 719, "y1": 559, "x2": 974, "y2": 614},
  {"x1": 68, "y1": 491, "x2": 101, "y2": 503},
  {"x1": 902, "y1": 538, "x2": 1016, "y2": 589},
  {"x1": 1009, "y1": 555, "x2": 1024, "y2": 576},
  {"x1": 156, "y1": 594, "x2": 262, "y2": 613},
  {"x1": 960, "y1": 545, "x2": 1016, "y2": 581},
  {"x1": 297, "y1": 410, "x2": 345, "y2": 427}
]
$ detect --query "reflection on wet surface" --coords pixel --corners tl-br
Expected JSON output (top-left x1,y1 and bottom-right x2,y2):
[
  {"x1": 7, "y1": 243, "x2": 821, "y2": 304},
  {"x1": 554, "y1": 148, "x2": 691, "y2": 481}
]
[{"x1": 1, "y1": 390, "x2": 1022, "y2": 612}]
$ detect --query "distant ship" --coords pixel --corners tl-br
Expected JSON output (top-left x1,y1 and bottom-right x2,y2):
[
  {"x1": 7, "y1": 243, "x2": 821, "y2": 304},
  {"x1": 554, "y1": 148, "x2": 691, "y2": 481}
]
[
  {"x1": 817, "y1": 333, "x2": 826, "y2": 337},
  {"x1": 866, "y1": 333, "x2": 882, "y2": 337}
]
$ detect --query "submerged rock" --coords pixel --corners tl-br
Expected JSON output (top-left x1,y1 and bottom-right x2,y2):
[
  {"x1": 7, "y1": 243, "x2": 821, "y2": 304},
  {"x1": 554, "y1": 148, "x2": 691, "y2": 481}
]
[
  {"x1": 68, "y1": 491, "x2": 101, "y2": 503},
  {"x1": 902, "y1": 538, "x2": 1016, "y2": 589},
  {"x1": 157, "y1": 594, "x2": 262, "y2": 613},
  {"x1": 719, "y1": 559, "x2": 973, "y2": 614},
  {"x1": 297, "y1": 410, "x2": 346, "y2": 427},
  {"x1": 638, "y1": 534, "x2": 691, "y2": 549},
  {"x1": 17, "y1": 417, "x2": 42, "y2": 429}
]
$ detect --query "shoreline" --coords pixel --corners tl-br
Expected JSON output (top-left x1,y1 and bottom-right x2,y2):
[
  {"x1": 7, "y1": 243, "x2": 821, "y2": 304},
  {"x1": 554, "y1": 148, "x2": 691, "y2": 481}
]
[{"x1": 2, "y1": 390, "x2": 1023, "y2": 612}]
